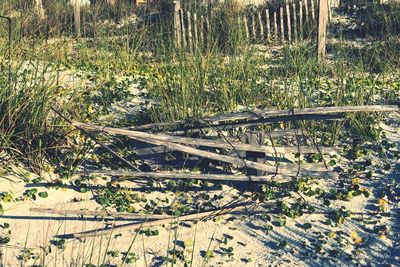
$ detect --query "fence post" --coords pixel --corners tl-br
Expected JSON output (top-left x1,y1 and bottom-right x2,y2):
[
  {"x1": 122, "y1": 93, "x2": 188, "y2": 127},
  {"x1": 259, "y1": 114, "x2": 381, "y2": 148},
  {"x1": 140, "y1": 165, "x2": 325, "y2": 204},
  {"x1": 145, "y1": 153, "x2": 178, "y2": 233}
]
[
  {"x1": 317, "y1": 0, "x2": 329, "y2": 62},
  {"x1": 73, "y1": 0, "x2": 81, "y2": 38}
]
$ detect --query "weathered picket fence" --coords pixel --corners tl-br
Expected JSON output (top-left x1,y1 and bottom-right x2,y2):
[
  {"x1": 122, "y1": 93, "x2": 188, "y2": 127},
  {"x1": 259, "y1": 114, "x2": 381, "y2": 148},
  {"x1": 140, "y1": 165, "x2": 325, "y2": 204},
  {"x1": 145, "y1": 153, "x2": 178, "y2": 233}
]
[{"x1": 173, "y1": 0, "x2": 339, "y2": 50}]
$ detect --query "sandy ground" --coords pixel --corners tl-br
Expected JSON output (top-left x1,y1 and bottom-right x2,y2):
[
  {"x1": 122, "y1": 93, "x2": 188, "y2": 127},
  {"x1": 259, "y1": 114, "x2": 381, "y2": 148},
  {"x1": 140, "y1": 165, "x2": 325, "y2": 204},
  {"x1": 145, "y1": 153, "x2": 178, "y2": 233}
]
[{"x1": 1, "y1": 117, "x2": 400, "y2": 267}]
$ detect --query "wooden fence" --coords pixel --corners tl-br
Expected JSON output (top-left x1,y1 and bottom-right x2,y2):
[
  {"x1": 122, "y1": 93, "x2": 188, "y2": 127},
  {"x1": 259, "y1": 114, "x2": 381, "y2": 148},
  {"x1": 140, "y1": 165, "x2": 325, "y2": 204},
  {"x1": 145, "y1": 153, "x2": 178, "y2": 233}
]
[{"x1": 173, "y1": 0, "x2": 339, "y2": 50}]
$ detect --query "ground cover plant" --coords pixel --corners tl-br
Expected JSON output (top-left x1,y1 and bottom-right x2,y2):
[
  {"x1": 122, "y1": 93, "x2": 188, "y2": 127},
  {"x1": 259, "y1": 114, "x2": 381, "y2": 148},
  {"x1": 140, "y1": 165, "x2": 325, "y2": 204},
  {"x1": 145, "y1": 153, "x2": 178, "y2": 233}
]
[{"x1": 0, "y1": 0, "x2": 400, "y2": 266}]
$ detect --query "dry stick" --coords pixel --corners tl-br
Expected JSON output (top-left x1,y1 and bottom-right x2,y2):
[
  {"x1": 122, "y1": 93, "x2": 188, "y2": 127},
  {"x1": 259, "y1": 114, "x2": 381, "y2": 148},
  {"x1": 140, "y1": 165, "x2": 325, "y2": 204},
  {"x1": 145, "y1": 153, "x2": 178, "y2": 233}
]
[
  {"x1": 193, "y1": 12, "x2": 198, "y2": 49},
  {"x1": 180, "y1": 9, "x2": 187, "y2": 49},
  {"x1": 187, "y1": 11, "x2": 193, "y2": 52},
  {"x1": 73, "y1": 122, "x2": 335, "y2": 177},
  {"x1": 286, "y1": 1, "x2": 291, "y2": 43},
  {"x1": 130, "y1": 105, "x2": 398, "y2": 132},
  {"x1": 51, "y1": 108, "x2": 140, "y2": 173},
  {"x1": 71, "y1": 203, "x2": 250, "y2": 238},
  {"x1": 30, "y1": 208, "x2": 171, "y2": 220},
  {"x1": 299, "y1": 0, "x2": 303, "y2": 39},
  {"x1": 77, "y1": 170, "x2": 298, "y2": 183},
  {"x1": 293, "y1": 2, "x2": 298, "y2": 42},
  {"x1": 280, "y1": 6, "x2": 285, "y2": 43},
  {"x1": 266, "y1": 8, "x2": 271, "y2": 41},
  {"x1": 258, "y1": 11, "x2": 264, "y2": 41}
]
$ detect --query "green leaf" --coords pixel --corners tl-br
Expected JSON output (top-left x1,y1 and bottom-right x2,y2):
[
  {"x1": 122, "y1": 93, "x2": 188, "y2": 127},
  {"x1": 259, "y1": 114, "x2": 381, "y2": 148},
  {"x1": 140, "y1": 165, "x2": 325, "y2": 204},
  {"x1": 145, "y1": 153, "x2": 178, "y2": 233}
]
[
  {"x1": 303, "y1": 223, "x2": 312, "y2": 230},
  {"x1": 38, "y1": 192, "x2": 48, "y2": 198},
  {"x1": 328, "y1": 231, "x2": 336, "y2": 238}
]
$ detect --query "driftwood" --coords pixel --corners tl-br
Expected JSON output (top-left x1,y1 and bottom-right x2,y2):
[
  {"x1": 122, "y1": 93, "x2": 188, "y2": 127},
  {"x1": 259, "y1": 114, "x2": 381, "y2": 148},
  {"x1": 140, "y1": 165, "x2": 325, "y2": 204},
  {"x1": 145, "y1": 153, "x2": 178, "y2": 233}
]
[
  {"x1": 30, "y1": 207, "x2": 171, "y2": 219},
  {"x1": 129, "y1": 105, "x2": 398, "y2": 132},
  {"x1": 70, "y1": 202, "x2": 249, "y2": 238},
  {"x1": 73, "y1": 122, "x2": 336, "y2": 178},
  {"x1": 76, "y1": 170, "x2": 299, "y2": 182}
]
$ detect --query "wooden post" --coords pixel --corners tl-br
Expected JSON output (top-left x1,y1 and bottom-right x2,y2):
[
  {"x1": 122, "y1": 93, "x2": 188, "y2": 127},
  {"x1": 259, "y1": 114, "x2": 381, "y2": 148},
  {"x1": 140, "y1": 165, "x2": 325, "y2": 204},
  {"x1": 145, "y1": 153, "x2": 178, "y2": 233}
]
[
  {"x1": 317, "y1": 0, "x2": 329, "y2": 62},
  {"x1": 173, "y1": 1, "x2": 182, "y2": 48},
  {"x1": 245, "y1": 133, "x2": 266, "y2": 176},
  {"x1": 286, "y1": 1, "x2": 291, "y2": 43},
  {"x1": 266, "y1": 9, "x2": 271, "y2": 41},
  {"x1": 73, "y1": 0, "x2": 81, "y2": 38}
]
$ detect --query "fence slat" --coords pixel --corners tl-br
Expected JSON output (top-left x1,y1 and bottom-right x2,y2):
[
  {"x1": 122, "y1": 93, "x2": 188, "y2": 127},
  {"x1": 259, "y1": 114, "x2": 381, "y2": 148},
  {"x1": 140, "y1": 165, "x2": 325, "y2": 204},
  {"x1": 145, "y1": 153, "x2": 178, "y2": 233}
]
[
  {"x1": 193, "y1": 13, "x2": 198, "y2": 49},
  {"x1": 180, "y1": 9, "x2": 187, "y2": 48},
  {"x1": 293, "y1": 3, "x2": 298, "y2": 42},
  {"x1": 251, "y1": 13, "x2": 256, "y2": 41},
  {"x1": 318, "y1": 0, "x2": 329, "y2": 62},
  {"x1": 173, "y1": 1, "x2": 182, "y2": 48},
  {"x1": 280, "y1": 6, "x2": 284, "y2": 43},
  {"x1": 311, "y1": 0, "x2": 316, "y2": 22},
  {"x1": 304, "y1": 0, "x2": 309, "y2": 23},
  {"x1": 187, "y1": 11, "x2": 193, "y2": 51},
  {"x1": 286, "y1": 2, "x2": 291, "y2": 43},
  {"x1": 73, "y1": 0, "x2": 81, "y2": 38},
  {"x1": 266, "y1": 8, "x2": 271, "y2": 41},
  {"x1": 244, "y1": 15, "x2": 250, "y2": 41},
  {"x1": 200, "y1": 15, "x2": 204, "y2": 47},
  {"x1": 273, "y1": 10, "x2": 278, "y2": 43},
  {"x1": 299, "y1": 0, "x2": 303, "y2": 39},
  {"x1": 258, "y1": 11, "x2": 264, "y2": 41}
]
